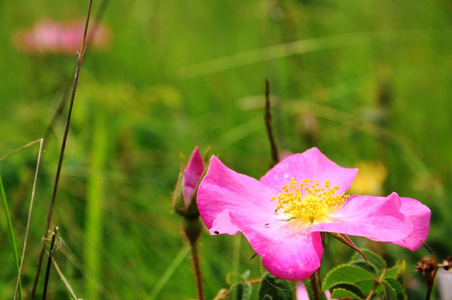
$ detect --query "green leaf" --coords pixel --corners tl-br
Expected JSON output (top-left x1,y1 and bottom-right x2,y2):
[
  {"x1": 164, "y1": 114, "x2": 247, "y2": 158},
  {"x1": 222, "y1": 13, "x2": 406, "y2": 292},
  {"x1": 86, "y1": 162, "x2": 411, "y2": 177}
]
[
  {"x1": 329, "y1": 283, "x2": 365, "y2": 299},
  {"x1": 230, "y1": 282, "x2": 252, "y2": 300},
  {"x1": 382, "y1": 280, "x2": 399, "y2": 300},
  {"x1": 384, "y1": 265, "x2": 400, "y2": 279},
  {"x1": 383, "y1": 278, "x2": 405, "y2": 300},
  {"x1": 351, "y1": 248, "x2": 386, "y2": 273},
  {"x1": 258, "y1": 273, "x2": 292, "y2": 300},
  {"x1": 385, "y1": 260, "x2": 406, "y2": 282},
  {"x1": 330, "y1": 288, "x2": 363, "y2": 299},
  {"x1": 351, "y1": 261, "x2": 378, "y2": 275},
  {"x1": 355, "y1": 280, "x2": 381, "y2": 295},
  {"x1": 323, "y1": 264, "x2": 377, "y2": 291}
]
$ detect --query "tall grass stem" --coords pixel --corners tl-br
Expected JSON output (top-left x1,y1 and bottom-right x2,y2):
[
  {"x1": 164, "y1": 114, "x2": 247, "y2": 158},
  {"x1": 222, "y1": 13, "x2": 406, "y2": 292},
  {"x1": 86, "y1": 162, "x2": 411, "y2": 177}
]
[{"x1": 85, "y1": 110, "x2": 107, "y2": 299}]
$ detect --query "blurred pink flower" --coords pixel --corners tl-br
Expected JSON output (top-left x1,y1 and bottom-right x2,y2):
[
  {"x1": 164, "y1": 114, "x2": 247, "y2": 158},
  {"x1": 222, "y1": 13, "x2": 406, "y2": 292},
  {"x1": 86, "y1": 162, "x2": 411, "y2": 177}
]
[
  {"x1": 12, "y1": 19, "x2": 112, "y2": 55},
  {"x1": 197, "y1": 147, "x2": 431, "y2": 281}
]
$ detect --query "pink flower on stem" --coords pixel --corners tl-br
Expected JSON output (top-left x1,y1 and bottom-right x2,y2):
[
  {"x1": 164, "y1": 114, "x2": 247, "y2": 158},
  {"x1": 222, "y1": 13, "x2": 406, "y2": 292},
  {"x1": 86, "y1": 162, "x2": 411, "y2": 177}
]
[
  {"x1": 172, "y1": 147, "x2": 207, "y2": 300},
  {"x1": 197, "y1": 147, "x2": 431, "y2": 281}
]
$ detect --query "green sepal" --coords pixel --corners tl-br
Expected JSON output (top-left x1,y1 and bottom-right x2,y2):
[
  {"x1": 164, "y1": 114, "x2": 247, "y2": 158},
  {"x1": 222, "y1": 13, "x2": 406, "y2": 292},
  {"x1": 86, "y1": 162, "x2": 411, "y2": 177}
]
[
  {"x1": 171, "y1": 152, "x2": 187, "y2": 217},
  {"x1": 328, "y1": 232, "x2": 368, "y2": 266},
  {"x1": 185, "y1": 191, "x2": 201, "y2": 218},
  {"x1": 183, "y1": 217, "x2": 202, "y2": 245}
]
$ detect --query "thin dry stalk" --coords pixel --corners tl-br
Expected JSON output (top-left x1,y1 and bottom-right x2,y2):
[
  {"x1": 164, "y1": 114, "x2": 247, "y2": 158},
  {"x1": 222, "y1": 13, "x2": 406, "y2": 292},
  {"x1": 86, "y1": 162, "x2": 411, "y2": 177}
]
[
  {"x1": 264, "y1": 79, "x2": 279, "y2": 165},
  {"x1": 29, "y1": 1, "x2": 94, "y2": 298},
  {"x1": 13, "y1": 138, "x2": 44, "y2": 300},
  {"x1": 42, "y1": 227, "x2": 58, "y2": 300},
  {"x1": 52, "y1": 257, "x2": 80, "y2": 300}
]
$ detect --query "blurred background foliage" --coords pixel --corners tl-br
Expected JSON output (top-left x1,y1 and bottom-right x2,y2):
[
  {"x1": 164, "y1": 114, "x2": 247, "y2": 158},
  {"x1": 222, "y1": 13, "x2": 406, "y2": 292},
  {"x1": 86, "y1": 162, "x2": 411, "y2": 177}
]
[{"x1": 1, "y1": 0, "x2": 451, "y2": 299}]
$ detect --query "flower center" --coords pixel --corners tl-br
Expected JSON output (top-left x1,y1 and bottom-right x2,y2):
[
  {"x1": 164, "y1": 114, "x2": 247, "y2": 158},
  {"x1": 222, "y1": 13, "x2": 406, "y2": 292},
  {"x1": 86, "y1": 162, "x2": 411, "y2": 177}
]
[{"x1": 271, "y1": 177, "x2": 349, "y2": 223}]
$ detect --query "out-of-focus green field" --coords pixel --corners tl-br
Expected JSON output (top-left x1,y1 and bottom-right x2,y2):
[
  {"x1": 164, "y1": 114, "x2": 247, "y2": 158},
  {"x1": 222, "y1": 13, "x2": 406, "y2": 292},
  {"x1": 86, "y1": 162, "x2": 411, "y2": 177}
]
[{"x1": 1, "y1": 0, "x2": 451, "y2": 299}]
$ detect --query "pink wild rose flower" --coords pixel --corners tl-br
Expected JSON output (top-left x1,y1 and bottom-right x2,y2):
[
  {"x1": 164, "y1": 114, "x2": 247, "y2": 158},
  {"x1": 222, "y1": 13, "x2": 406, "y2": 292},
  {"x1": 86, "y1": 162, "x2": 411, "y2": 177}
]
[{"x1": 196, "y1": 147, "x2": 430, "y2": 281}]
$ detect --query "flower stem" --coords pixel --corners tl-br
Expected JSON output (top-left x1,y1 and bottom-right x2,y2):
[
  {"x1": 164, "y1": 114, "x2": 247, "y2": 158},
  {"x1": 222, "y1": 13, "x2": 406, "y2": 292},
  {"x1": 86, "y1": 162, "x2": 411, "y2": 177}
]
[
  {"x1": 366, "y1": 269, "x2": 386, "y2": 300},
  {"x1": 425, "y1": 287, "x2": 433, "y2": 300},
  {"x1": 310, "y1": 268, "x2": 322, "y2": 300},
  {"x1": 183, "y1": 217, "x2": 205, "y2": 300},
  {"x1": 189, "y1": 240, "x2": 204, "y2": 300},
  {"x1": 421, "y1": 244, "x2": 438, "y2": 300}
]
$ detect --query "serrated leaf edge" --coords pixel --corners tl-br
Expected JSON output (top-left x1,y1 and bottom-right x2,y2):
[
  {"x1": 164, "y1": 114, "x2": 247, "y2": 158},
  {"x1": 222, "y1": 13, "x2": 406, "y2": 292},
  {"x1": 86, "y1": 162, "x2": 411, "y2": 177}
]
[{"x1": 322, "y1": 264, "x2": 377, "y2": 290}]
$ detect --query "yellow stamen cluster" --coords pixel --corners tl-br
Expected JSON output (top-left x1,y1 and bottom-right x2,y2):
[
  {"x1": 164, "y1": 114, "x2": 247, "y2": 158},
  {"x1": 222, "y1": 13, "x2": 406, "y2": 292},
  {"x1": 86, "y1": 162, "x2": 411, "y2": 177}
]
[{"x1": 271, "y1": 177, "x2": 348, "y2": 223}]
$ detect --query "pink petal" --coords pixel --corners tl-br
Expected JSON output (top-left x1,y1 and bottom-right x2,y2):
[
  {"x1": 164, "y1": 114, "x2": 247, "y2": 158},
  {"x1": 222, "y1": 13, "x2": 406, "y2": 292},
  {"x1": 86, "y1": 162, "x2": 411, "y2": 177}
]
[
  {"x1": 243, "y1": 224, "x2": 323, "y2": 281},
  {"x1": 310, "y1": 193, "x2": 413, "y2": 243},
  {"x1": 386, "y1": 197, "x2": 431, "y2": 251},
  {"x1": 296, "y1": 282, "x2": 310, "y2": 300},
  {"x1": 211, "y1": 209, "x2": 324, "y2": 281},
  {"x1": 260, "y1": 147, "x2": 358, "y2": 195},
  {"x1": 183, "y1": 147, "x2": 204, "y2": 206},
  {"x1": 209, "y1": 209, "x2": 241, "y2": 235},
  {"x1": 197, "y1": 155, "x2": 277, "y2": 232}
]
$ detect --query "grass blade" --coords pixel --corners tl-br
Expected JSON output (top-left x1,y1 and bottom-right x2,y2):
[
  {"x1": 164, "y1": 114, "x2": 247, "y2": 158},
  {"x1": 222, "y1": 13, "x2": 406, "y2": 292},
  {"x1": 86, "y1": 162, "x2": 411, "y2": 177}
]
[
  {"x1": 147, "y1": 245, "x2": 190, "y2": 300},
  {"x1": 85, "y1": 111, "x2": 108, "y2": 299},
  {"x1": 0, "y1": 173, "x2": 23, "y2": 300}
]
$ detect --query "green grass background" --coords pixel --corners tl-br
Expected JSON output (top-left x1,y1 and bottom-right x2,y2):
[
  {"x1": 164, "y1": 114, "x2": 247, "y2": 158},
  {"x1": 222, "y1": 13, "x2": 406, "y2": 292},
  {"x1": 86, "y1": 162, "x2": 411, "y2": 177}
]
[{"x1": 1, "y1": 0, "x2": 452, "y2": 299}]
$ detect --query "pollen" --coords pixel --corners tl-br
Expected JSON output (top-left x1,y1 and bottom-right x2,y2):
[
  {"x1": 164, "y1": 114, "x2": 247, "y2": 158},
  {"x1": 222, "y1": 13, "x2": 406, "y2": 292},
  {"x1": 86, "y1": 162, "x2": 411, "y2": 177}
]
[{"x1": 271, "y1": 177, "x2": 348, "y2": 223}]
